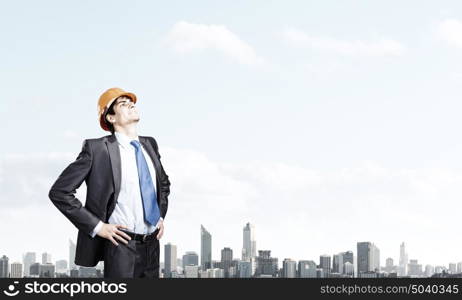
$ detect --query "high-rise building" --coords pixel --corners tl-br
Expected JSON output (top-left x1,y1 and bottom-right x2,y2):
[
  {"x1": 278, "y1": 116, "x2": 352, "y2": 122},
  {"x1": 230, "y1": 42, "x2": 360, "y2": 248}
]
[
  {"x1": 408, "y1": 259, "x2": 423, "y2": 277},
  {"x1": 457, "y1": 262, "x2": 462, "y2": 274},
  {"x1": 384, "y1": 257, "x2": 395, "y2": 273},
  {"x1": 357, "y1": 242, "x2": 370, "y2": 274},
  {"x1": 386, "y1": 258, "x2": 394, "y2": 268},
  {"x1": 242, "y1": 223, "x2": 256, "y2": 261},
  {"x1": 298, "y1": 260, "x2": 317, "y2": 278},
  {"x1": 399, "y1": 242, "x2": 408, "y2": 276},
  {"x1": 55, "y1": 260, "x2": 68, "y2": 274},
  {"x1": 0, "y1": 255, "x2": 9, "y2": 277},
  {"x1": 282, "y1": 258, "x2": 297, "y2": 278},
  {"x1": 29, "y1": 263, "x2": 40, "y2": 277},
  {"x1": 42, "y1": 252, "x2": 52, "y2": 264},
  {"x1": 449, "y1": 263, "x2": 457, "y2": 274},
  {"x1": 342, "y1": 251, "x2": 354, "y2": 274},
  {"x1": 69, "y1": 239, "x2": 76, "y2": 271},
  {"x1": 342, "y1": 251, "x2": 354, "y2": 264},
  {"x1": 370, "y1": 244, "x2": 380, "y2": 272},
  {"x1": 344, "y1": 262, "x2": 354, "y2": 276},
  {"x1": 319, "y1": 255, "x2": 331, "y2": 278},
  {"x1": 10, "y1": 262, "x2": 22, "y2": 278},
  {"x1": 333, "y1": 253, "x2": 343, "y2": 274},
  {"x1": 221, "y1": 247, "x2": 233, "y2": 278},
  {"x1": 425, "y1": 265, "x2": 435, "y2": 277},
  {"x1": 238, "y1": 260, "x2": 252, "y2": 278},
  {"x1": 182, "y1": 251, "x2": 199, "y2": 269},
  {"x1": 40, "y1": 263, "x2": 55, "y2": 278},
  {"x1": 70, "y1": 269, "x2": 79, "y2": 278},
  {"x1": 184, "y1": 265, "x2": 199, "y2": 278},
  {"x1": 200, "y1": 225, "x2": 212, "y2": 270},
  {"x1": 23, "y1": 252, "x2": 36, "y2": 277},
  {"x1": 255, "y1": 250, "x2": 278, "y2": 277},
  {"x1": 357, "y1": 242, "x2": 380, "y2": 274},
  {"x1": 164, "y1": 243, "x2": 177, "y2": 278}
]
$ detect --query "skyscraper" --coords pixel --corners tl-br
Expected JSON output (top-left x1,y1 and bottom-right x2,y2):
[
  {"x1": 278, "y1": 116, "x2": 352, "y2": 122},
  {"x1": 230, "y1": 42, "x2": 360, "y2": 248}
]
[
  {"x1": 399, "y1": 242, "x2": 408, "y2": 276},
  {"x1": 238, "y1": 260, "x2": 252, "y2": 278},
  {"x1": 282, "y1": 258, "x2": 297, "y2": 278},
  {"x1": 255, "y1": 250, "x2": 278, "y2": 277},
  {"x1": 384, "y1": 257, "x2": 395, "y2": 273},
  {"x1": 242, "y1": 223, "x2": 256, "y2": 261},
  {"x1": 0, "y1": 255, "x2": 9, "y2": 278},
  {"x1": 344, "y1": 262, "x2": 354, "y2": 276},
  {"x1": 29, "y1": 263, "x2": 40, "y2": 277},
  {"x1": 164, "y1": 243, "x2": 177, "y2": 278},
  {"x1": 69, "y1": 239, "x2": 76, "y2": 271},
  {"x1": 357, "y1": 242, "x2": 370, "y2": 274},
  {"x1": 23, "y1": 252, "x2": 36, "y2": 277},
  {"x1": 342, "y1": 251, "x2": 354, "y2": 274},
  {"x1": 221, "y1": 247, "x2": 233, "y2": 278},
  {"x1": 357, "y1": 242, "x2": 381, "y2": 274},
  {"x1": 332, "y1": 253, "x2": 344, "y2": 274},
  {"x1": 200, "y1": 225, "x2": 212, "y2": 270},
  {"x1": 425, "y1": 265, "x2": 435, "y2": 277},
  {"x1": 449, "y1": 263, "x2": 457, "y2": 274},
  {"x1": 40, "y1": 264, "x2": 55, "y2": 278},
  {"x1": 10, "y1": 262, "x2": 22, "y2": 278},
  {"x1": 370, "y1": 244, "x2": 380, "y2": 272},
  {"x1": 342, "y1": 251, "x2": 354, "y2": 264},
  {"x1": 55, "y1": 260, "x2": 68, "y2": 274},
  {"x1": 182, "y1": 251, "x2": 199, "y2": 269},
  {"x1": 42, "y1": 252, "x2": 52, "y2": 264},
  {"x1": 408, "y1": 259, "x2": 423, "y2": 277},
  {"x1": 298, "y1": 260, "x2": 317, "y2": 278},
  {"x1": 319, "y1": 255, "x2": 331, "y2": 278}
]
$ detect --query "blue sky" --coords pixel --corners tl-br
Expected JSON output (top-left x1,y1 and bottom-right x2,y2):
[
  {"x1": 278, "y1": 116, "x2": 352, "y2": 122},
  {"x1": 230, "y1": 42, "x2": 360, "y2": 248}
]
[{"x1": 2, "y1": 1, "x2": 462, "y2": 269}]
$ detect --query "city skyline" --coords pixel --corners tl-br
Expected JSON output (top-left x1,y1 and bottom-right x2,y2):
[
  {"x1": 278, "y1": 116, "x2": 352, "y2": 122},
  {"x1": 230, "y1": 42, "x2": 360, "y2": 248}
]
[{"x1": 1, "y1": 223, "x2": 461, "y2": 278}]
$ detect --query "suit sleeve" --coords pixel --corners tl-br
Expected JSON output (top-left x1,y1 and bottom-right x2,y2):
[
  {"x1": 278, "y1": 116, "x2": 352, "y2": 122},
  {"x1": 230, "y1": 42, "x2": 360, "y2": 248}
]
[
  {"x1": 48, "y1": 139, "x2": 101, "y2": 235},
  {"x1": 149, "y1": 137, "x2": 170, "y2": 219}
]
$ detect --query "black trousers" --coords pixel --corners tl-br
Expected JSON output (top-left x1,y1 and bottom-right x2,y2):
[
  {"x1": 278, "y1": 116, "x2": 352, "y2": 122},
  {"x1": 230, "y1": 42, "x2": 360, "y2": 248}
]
[{"x1": 103, "y1": 228, "x2": 160, "y2": 278}]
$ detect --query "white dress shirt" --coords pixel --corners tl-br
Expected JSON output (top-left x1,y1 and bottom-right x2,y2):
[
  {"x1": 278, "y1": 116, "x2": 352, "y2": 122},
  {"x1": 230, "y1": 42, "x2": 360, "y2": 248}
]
[{"x1": 90, "y1": 131, "x2": 163, "y2": 237}]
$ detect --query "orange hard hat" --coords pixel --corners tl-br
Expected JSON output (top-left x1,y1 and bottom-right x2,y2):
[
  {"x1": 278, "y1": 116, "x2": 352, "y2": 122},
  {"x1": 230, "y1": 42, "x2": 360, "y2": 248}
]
[{"x1": 97, "y1": 87, "x2": 137, "y2": 131}]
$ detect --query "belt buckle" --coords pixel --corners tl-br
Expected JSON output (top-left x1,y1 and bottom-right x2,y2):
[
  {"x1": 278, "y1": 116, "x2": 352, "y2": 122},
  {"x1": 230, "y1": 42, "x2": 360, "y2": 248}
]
[{"x1": 142, "y1": 234, "x2": 148, "y2": 242}]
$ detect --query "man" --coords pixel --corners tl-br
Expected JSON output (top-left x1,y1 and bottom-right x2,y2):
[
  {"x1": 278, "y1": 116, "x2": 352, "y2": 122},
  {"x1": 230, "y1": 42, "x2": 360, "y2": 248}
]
[{"x1": 49, "y1": 87, "x2": 171, "y2": 278}]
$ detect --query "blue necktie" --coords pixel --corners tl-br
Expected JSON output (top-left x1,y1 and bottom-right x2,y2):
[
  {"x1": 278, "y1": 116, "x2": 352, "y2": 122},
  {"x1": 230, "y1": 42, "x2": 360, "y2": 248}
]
[{"x1": 130, "y1": 140, "x2": 160, "y2": 226}]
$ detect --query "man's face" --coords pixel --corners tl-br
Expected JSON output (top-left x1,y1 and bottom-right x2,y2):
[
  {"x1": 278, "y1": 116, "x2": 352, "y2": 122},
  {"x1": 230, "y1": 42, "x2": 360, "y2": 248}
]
[{"x1": 106, "y1": 96, "x2": 140, "y2": 128}]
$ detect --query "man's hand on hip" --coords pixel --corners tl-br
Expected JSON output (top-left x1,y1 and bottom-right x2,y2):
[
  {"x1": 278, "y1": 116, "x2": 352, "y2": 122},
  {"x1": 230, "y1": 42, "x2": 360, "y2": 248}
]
[
  {"x1": 156, "y1": 219, "x2": 164, "y2": 240},
  {"x1": 97, "y1": 223, "x2": 131, "y2": 246}
]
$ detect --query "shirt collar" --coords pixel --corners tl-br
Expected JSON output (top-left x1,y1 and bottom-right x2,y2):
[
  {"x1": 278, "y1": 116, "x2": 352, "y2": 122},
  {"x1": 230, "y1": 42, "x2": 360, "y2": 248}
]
[{"x1": 114, "y1": 131, "x2": 139, "y2": 150}]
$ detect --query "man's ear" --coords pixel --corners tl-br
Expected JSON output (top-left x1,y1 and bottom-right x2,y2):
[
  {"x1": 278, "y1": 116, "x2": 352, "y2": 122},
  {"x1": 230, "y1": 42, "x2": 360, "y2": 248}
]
[{"x1": 106, "y1": 114, "x2": 114, "y2": 124}]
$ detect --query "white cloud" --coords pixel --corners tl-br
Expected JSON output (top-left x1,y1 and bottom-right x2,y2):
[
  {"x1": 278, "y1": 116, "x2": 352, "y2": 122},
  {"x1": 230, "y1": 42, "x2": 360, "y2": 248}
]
[
  {"x1": 282, "y1": 28, "x2": 406, "y2": 56},
  {"x1": 437, "y1": 19, "x2": 462, "y2": 48},
  {"x1": 165, "y1": 21, "x2": 265, "y2": 66}
]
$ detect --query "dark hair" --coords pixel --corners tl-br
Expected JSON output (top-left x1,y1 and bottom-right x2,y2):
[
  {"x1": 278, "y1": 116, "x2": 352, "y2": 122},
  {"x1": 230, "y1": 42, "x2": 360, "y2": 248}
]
[{"x1": 104, "y1": 98, "x2": 118, "y2": 134}]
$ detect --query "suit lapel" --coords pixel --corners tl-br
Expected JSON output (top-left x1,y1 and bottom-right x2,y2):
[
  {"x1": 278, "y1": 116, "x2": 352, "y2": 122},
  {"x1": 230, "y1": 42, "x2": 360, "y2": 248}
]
[
  {"x1": 105, "y1": 134, "x2": 122, "y2": 202},
  {"x1": 139, "y1": 136, "x2": 162, "y2": 195}
]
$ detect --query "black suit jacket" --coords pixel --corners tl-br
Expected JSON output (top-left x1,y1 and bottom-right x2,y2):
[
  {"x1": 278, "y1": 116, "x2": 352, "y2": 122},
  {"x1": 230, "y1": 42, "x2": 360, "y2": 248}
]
[{"x1": 48, "y1": 134, "x2": 171, "y2": 267}]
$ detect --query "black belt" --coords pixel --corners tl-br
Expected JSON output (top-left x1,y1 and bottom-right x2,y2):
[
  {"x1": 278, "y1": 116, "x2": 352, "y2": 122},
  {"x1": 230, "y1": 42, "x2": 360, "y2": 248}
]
[{"x1": 120, "y1": 228, "x2": 159, "y2": 242}]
